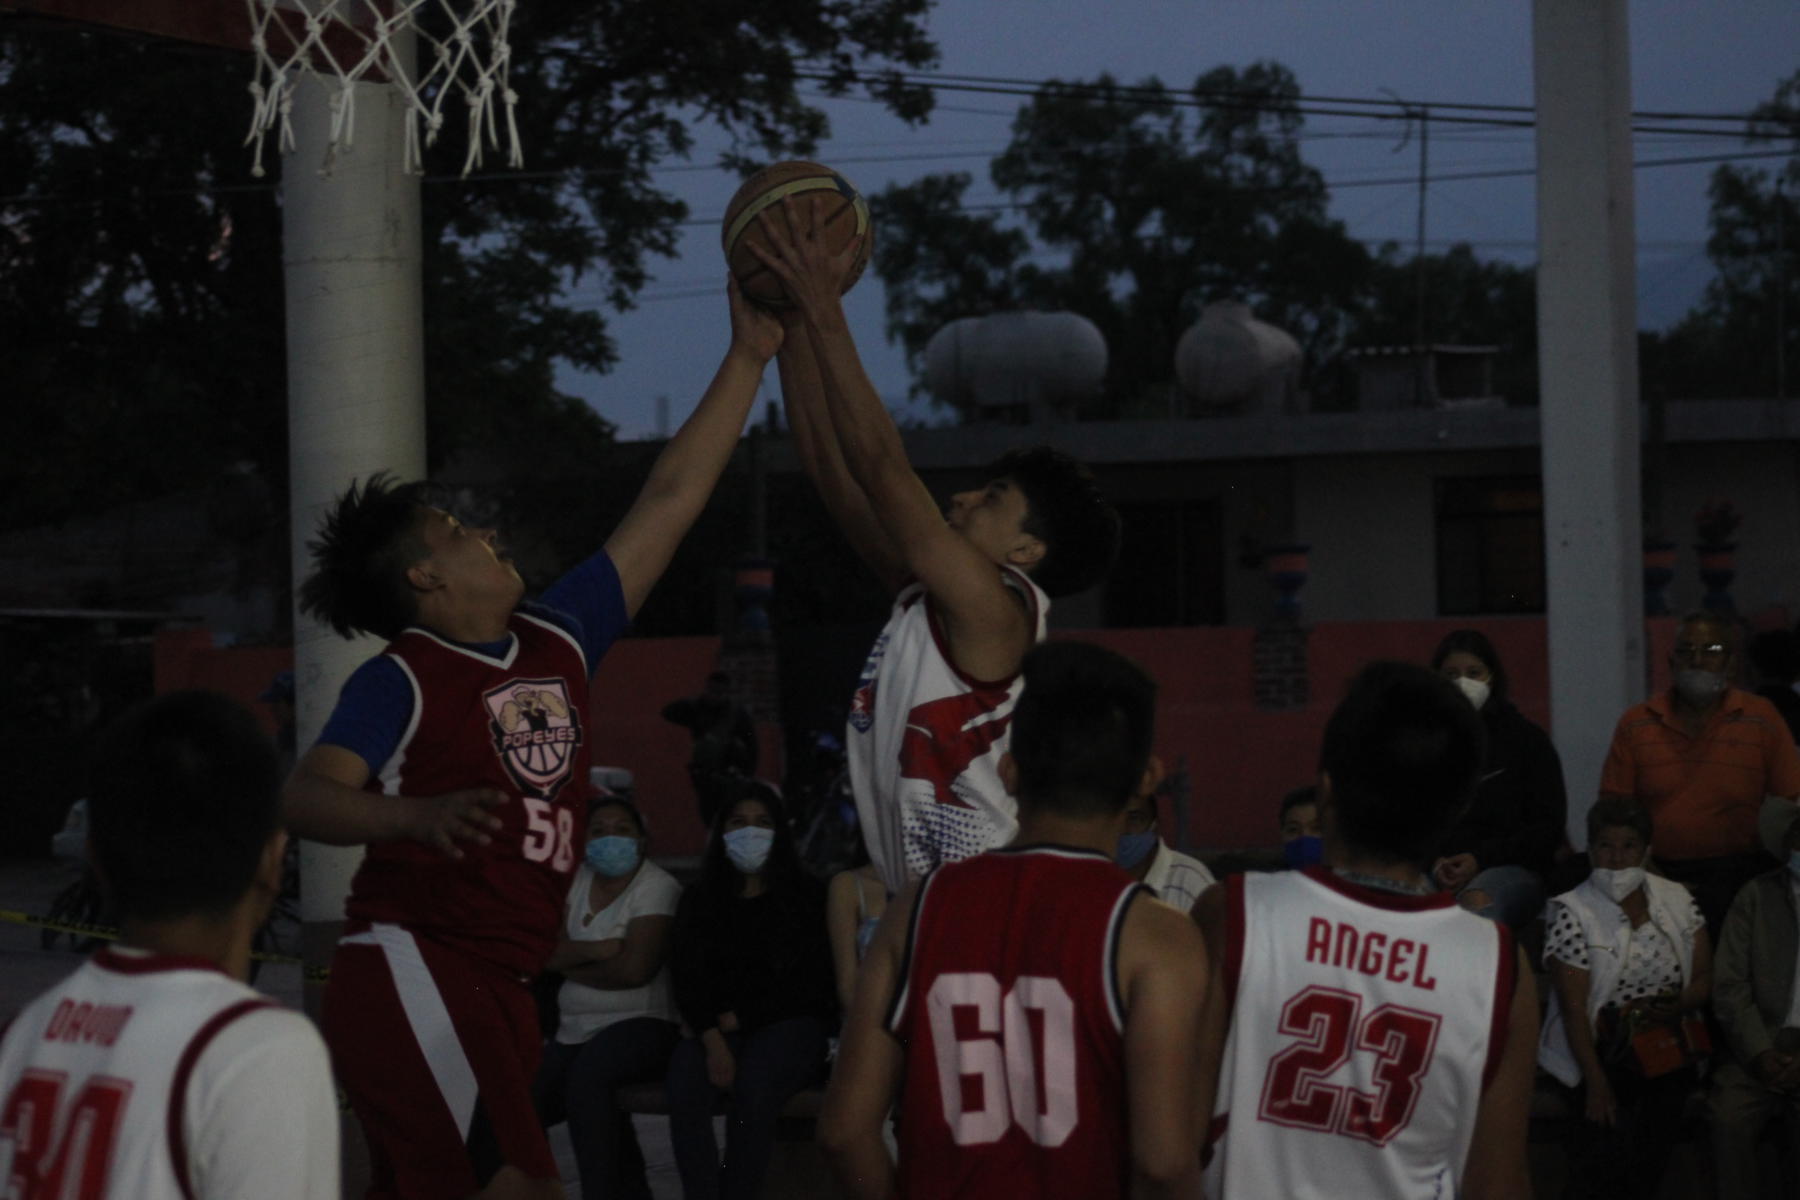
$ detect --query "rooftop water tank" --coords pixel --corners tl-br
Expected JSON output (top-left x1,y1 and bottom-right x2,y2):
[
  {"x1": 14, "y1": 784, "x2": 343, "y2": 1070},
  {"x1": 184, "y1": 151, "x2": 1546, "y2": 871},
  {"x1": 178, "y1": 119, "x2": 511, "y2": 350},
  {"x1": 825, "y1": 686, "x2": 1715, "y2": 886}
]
[
  {"x1": 1174, "y1": 301, "x2": 1301, "y2": 415},
  {"x1": 925, "y1": 311, "x2": 1107, "y2": 424}
]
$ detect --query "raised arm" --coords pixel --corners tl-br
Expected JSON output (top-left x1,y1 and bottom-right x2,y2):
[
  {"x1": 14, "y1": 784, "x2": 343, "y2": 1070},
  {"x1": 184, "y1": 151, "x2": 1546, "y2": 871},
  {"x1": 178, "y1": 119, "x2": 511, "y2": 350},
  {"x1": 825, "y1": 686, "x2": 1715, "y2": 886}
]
[
  {"x1": 778, "y1": 318, "x2": 908, "y2": 593},
  {"x1": 604, "y1": 278, "x2": 782, "y2": 618},
  {"x1": 751, "y1": 202, "x2": 1033, "y2": 681}
]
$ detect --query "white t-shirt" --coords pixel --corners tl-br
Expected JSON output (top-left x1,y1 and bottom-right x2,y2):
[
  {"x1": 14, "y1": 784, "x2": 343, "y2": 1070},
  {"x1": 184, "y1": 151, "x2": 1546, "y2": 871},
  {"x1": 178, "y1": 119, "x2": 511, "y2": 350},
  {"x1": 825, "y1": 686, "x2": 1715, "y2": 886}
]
[
  {"x1": 0, "y1": 946, "x2": 338, "y2": 1200},
  {"x1": 554, "y1": 859, "x2": 682, "y2": 1044},
  {"x1": 846, "y1": 566, "x2": 1049, "y2": 893},
  {"x1": 1143, "y1": 841, "x2": 1215, "y2": 912}
]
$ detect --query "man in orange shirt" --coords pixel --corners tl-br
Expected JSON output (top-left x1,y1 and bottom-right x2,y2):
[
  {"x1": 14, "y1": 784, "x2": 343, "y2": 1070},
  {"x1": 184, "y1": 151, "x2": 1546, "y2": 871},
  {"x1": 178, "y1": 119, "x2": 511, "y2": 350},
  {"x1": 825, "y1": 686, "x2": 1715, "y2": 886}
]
[{"x1": 1600, "y1": 611, "x2": 1800, "y2": 940}]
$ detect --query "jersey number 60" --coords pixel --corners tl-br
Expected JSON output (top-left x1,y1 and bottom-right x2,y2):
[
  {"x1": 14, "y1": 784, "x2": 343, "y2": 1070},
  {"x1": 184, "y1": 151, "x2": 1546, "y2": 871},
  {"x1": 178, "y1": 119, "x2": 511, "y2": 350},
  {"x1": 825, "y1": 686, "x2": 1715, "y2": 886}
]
[{"x1": 926, "y1": 972, "x2": 1078, "y2": 1148}]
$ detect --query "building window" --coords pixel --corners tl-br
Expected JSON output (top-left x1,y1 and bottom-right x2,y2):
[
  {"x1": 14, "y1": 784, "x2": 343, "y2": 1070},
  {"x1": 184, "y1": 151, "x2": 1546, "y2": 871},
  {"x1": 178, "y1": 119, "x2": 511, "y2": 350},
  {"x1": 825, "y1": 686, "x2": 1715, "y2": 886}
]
[
  {"x1": 1435, "y1": 476, "x2": 1545, "y2": 615},
  {"x1": 1102, "y1": 499, "x2": 1224, "y2": 628}
]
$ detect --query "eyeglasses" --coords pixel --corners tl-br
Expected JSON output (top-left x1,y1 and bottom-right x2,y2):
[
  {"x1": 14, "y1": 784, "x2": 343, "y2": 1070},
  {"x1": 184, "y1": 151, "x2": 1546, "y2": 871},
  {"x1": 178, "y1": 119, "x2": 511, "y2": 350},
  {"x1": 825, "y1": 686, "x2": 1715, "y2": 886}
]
[{"x1": 1672, "y1": 642, "x2": 1729, "y2": 660}]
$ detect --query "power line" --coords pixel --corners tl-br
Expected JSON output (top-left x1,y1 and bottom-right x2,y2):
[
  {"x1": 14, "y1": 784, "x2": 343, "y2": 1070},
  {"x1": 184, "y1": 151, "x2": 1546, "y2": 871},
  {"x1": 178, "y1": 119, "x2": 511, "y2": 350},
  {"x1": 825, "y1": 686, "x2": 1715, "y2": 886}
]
[
  {"x1": 659, "y1": 147, "x2": 1793, "y2": 227},
  {"x1": 805, "y1": 67, "x2": 1798, "y2": 138}
]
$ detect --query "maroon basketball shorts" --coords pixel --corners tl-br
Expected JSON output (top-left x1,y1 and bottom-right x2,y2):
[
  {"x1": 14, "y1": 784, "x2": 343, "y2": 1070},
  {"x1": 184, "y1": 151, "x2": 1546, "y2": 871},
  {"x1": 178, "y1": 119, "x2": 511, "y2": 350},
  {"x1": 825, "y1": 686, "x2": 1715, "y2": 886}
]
[{"x1": 324, "y1": 922, "x2": 553, "y2": 1197}]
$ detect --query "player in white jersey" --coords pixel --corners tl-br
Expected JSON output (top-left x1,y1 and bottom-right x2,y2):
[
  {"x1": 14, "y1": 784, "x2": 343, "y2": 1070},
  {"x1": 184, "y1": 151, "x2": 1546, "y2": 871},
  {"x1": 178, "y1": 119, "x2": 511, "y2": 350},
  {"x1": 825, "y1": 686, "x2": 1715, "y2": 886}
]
[
  {"x1": 0, "y1": 692, "x2": 337, "y2": 1200},
  {"x1": 750, "y1": 199, "x2": 1122, "y2": 892},
  {"x1": 1195, "y1": 662, "x2": 1537, "y2": 1200}
]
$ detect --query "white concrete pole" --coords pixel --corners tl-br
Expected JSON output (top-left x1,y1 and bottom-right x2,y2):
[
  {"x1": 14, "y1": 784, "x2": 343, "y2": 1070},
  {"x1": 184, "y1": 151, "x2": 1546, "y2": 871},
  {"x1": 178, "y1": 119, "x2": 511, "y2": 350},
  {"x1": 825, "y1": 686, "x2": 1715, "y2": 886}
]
[
  {"x1": 284, "y1": 48, "x2": 426, "y2": 938},
  {"x1": 1532, "y1": 0, "x2": 1642, "y2": 848}
]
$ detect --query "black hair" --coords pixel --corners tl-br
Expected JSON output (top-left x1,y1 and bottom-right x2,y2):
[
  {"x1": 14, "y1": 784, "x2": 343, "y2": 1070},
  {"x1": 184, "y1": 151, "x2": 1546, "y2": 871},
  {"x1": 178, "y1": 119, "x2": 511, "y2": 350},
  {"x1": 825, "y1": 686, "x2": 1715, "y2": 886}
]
[
  {"x1": 1429, "y1": 628, "x2": 1510, "y2": 707},
  {"x1": 1586, "y1": 794, "x2": 1653, "y2": 847},
  {"x1": 1279, "y1": 784, "x2": 1318, "y2": 825},
  {"x1": 988, "y1": 446, "x2": 1121, "y2": 598},
  {"x1": 693, "y1": 781, "x2": 807, "y2": 904},
  {"x1": 86, "y1": 691, "x2": 281, "y2": 923},
  {"x1": 1009, "y1": 640, "x2": 1157, "y2": 818},
  {"x1": 298, "y1": 472, "x2": 435, "y2": 641},
  {"x1": 1319, "y1": 662, "x2": 1486, "y2": 865},
  {"x1": 587, "y1": 793, "x2": 649, "y2": 838}
]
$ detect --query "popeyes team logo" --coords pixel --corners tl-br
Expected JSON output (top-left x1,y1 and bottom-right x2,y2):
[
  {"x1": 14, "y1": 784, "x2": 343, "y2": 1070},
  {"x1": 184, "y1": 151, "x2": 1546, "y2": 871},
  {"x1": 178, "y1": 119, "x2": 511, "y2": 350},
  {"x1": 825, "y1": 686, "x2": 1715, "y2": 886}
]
[{"x1": 484, "y1": 678, "x2": 583, "y2": 798}]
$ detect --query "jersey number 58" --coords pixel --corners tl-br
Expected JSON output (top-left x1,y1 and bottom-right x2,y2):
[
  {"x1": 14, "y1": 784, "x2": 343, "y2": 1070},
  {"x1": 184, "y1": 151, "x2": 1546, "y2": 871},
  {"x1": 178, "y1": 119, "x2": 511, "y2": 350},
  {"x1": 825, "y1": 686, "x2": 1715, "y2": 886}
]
[{"x1": 520, "y1": 797, "x2": 575, "y2": 872}]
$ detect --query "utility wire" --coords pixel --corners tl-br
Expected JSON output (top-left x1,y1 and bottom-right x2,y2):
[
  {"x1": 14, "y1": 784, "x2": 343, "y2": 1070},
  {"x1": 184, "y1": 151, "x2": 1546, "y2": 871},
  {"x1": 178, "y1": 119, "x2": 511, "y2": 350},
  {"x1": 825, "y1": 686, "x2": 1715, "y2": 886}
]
[{"x1": 807, "y1": 66, "x2": 1798, "y2": 134}]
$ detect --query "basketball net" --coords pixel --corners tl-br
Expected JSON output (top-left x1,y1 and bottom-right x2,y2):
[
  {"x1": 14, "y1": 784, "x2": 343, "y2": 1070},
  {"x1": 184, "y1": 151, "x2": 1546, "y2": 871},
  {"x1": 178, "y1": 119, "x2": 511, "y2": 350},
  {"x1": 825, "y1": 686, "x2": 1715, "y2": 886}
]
[{"x1": 243, "y1": 0, "x2": 521, "y2": 177}]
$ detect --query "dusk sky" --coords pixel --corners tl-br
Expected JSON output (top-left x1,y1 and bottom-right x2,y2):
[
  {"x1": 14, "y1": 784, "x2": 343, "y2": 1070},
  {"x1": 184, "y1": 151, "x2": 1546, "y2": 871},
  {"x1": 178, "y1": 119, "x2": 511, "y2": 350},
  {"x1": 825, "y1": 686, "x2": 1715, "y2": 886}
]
[{"x1": 558, "y1": 1, "x2": 1800, "y2": 440}]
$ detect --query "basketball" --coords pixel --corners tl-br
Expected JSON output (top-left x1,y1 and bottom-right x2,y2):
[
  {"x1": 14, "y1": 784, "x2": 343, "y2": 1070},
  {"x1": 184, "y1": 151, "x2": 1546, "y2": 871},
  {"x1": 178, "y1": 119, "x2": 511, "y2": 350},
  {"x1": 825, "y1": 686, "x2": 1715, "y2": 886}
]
[{"x1": 721, "y1": 161, "x2": 874, "y2": 308}]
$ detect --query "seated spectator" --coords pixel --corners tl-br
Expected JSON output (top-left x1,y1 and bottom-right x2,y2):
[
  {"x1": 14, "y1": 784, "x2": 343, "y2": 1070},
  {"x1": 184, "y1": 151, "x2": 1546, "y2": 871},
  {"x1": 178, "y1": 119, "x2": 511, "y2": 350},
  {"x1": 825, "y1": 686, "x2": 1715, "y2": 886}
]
[
  {"x1": 1430, "y1": 629, "x2": 1567, "y2": 930},
  {"x1": 1116, "y1": 754, "x2": 1213, "y2": 910},
  {"x1": 1279, "y1": 784, "x2": 1321, "y2": 869},
  {"x1": 1539, "y1": 796, "x2": 1711, "y2": 1200},
  {"x1": 1749, "y1": 629, "x2": 1800, "y2": 744},
  {"x1": 1709, "y1": 795, "x2": 1800, "y2": 1200},
  {"x1": 666, "y1": 786, "x2": 835, "y2": 1199},
  {"x1": 826, "y1": 842, "x2": 886, "y2": 1013},
  {"x1": 1601, "y1": 611, "x2": 1800, "y2": 942},
  {"x1": 533, "y1": 794, "x2": 680, "y2": 1200}
]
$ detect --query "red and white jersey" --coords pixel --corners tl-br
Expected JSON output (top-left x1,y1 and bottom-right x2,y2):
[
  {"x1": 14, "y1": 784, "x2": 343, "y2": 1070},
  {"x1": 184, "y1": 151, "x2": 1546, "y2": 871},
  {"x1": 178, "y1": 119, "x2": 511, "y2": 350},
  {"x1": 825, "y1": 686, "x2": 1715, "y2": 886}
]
[
  {"x1": 1204, "y1": 867, "x2": 1516, "y2": 1200},
  {"x1": 0, "y1": 947, "x2": 337, "y2": 1200},
  {"x1": 846, "y1": 567, "x2": 1048, "y2": 892},
  {"x1": 347, "y1": 609, "x2": 593, "y2": 976},
  {"x1": 887, "y1": 847, "x2": 1143, "y2": 1199}
]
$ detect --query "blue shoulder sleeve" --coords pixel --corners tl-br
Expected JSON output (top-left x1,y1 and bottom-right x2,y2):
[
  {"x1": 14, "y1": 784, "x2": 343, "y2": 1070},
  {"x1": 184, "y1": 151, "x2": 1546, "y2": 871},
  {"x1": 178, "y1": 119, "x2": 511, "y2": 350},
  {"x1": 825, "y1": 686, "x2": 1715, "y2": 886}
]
[
  {"x1": 313, "y1": 655, "x2": 414, "y2": 776},
  {"x1": 537, "y1": 549, "x2": 630, "y2": 675}
]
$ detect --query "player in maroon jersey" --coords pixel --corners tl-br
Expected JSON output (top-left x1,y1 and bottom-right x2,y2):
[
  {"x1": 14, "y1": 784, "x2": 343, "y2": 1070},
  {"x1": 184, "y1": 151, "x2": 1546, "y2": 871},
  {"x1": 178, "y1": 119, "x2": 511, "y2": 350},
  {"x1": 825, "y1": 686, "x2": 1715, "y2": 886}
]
[
  {"x1": 282, "y1": 280, "x2": 785, "y2": 1200},
  {"x1": 819, "y1": 640, "x2": 1209, "y2": 1199}
]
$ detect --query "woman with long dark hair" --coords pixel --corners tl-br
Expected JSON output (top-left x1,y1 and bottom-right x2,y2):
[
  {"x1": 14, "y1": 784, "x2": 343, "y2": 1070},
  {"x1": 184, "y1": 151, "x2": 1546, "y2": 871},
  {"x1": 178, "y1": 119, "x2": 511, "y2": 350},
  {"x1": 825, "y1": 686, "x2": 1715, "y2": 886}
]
[
  {"x1": 1429, "y1": 627, "x2": 1568, "y2": 929},
  {"x1": 664, "y1": 784, "x2": 835, "y2": 1199}
]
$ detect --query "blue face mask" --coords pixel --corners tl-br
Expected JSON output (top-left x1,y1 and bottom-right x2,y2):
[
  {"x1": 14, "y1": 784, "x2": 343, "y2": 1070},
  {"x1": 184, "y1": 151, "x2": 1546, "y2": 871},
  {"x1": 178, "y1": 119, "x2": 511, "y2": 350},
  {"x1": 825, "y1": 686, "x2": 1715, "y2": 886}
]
[
  {"x1": 585, "y1": 835, "x2": 640, "y2": 879},
  {"x1": 1116, "y1": 832, "x2": 1158, "y2": 870},
  {"x1": 1788, "y1": 851, "x2": 1800, "y2": 881},
  {"x1": 724, "y1": 825, "x2": 775, "y2": 874},
  {"x1": 1284, "y1": 835, "x2": 1325, "y2": 869}
]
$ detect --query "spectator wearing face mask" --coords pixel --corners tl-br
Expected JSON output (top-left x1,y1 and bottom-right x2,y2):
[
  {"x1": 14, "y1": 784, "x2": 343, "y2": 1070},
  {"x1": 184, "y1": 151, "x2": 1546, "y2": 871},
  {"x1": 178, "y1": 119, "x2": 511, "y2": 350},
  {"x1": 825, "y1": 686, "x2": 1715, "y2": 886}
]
[
  {"x1": 1601, "y1": 612, "x2": 1800, "y2": 943},
  {"x1": 1114, "y1": 755, "x2": 1214, "y2": 912},
  {"x1": 1278, "y1": 784, "x2": 1322, "y2": 869},
  {"x1": 1429, "y1": 628, "x2": 1568, "y2": 931},
  {"x1": 1539, "y1": 796, "x2": 1711, "y2": 1200},
  {"x1": 534, "y1": 793, "x2": 680, "y2": 1199},
  {"x1": 665, "y1": 785, "x2": 835, "y2": 1200}
]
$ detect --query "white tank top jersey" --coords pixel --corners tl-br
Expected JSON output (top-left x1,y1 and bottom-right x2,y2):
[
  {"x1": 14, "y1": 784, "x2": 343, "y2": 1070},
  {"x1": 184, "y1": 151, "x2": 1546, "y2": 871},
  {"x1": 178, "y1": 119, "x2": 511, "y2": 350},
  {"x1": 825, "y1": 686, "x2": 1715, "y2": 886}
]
[
  {"x1": 846, "y1": 566, "x2": 1049, "y2": 893},
  {"x1": 1204, "y1": 868, "x2": 1515, "y2": 1200},
  {"x1": 0, "y1": 947, "x2": 338, "y2": 1200}
]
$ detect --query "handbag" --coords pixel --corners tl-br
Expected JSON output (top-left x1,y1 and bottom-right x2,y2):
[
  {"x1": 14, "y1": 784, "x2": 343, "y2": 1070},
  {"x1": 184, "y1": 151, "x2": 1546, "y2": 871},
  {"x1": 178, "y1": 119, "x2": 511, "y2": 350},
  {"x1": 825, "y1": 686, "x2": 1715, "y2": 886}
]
[{"x1": 1597, "y1": 1000, "x2": 1711, "y2": 1079}]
